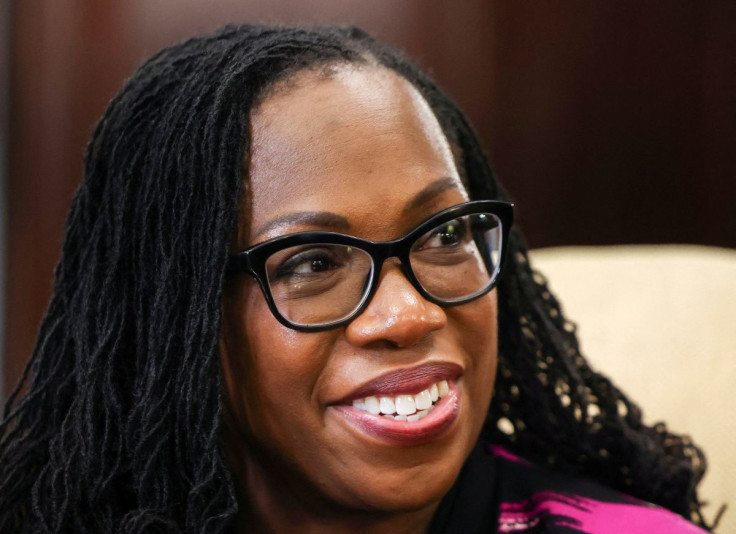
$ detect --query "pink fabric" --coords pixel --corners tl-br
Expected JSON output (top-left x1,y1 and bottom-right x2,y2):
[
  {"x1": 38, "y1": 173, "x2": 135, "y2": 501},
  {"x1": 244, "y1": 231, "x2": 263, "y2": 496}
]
[
  {"x1": 498, "y1": 491, "x2": 705, "y2": 533},
  {"x1": 488, "y1": 444, "x2": 531, "y2": 466}
]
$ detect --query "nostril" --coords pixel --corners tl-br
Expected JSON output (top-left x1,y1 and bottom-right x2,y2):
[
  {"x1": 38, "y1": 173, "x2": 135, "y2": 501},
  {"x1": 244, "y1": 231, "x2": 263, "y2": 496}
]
[{"x1": 344, "y1": 284, "x2": 447, "y2": 348}]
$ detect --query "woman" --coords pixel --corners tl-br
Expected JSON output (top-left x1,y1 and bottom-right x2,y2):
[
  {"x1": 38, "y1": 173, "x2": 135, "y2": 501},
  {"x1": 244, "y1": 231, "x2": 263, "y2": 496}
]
[{"x1": 0, "y1": 24, "x2": 714, "y2": 533}]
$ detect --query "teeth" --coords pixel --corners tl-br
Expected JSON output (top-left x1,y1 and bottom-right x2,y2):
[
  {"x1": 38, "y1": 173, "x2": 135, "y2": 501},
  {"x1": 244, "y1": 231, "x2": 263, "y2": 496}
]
[
  {"x1": 383, "y1": 405, "x2": 434, "y2": 421},
  {"x1": 379, "y1": 397, "x2": 395, "y2": 415},
  {"x1": 364, "y1": 396, "x2": 380, "y2": 415},
  {"x1": 351, "y1": 379, "x2": 451, "y2": 421},
  {"x1": 395, "y1": 395, "x2": 416, "y2": 415},
  {"x1": 414, "y1": 390, "x2": 432, "y2": 410}
]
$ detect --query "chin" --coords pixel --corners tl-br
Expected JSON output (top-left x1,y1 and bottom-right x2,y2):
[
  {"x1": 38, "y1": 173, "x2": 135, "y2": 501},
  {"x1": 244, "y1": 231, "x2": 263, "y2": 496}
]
[
  {"x1": 346, "y1": 467, "x2": 459, "y2": 514},
  {"x1": 328, "y1": 438, "x2": 472, "y2": 515}
]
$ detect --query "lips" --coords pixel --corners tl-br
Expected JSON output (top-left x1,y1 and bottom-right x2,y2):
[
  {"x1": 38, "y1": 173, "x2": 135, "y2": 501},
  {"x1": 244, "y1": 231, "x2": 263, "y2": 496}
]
[
  {"x1": 336, "y1": 362, "x2": 462, "y2": 401},
  {"x1": 329, "y1": 362, "x2": 463, "y2": 445}
]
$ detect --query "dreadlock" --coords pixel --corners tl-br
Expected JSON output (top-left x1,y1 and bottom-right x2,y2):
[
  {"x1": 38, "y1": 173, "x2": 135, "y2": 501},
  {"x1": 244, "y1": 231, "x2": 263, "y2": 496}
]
[{"x1": 0, "y1": 24, "x2": 710, "y2": 532}]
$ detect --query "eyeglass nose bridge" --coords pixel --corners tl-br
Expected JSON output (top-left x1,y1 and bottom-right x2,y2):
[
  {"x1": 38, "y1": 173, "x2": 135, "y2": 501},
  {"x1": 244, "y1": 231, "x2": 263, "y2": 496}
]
[{"x1": 350, "y1": 238, "x2": 436, "y2": 319}]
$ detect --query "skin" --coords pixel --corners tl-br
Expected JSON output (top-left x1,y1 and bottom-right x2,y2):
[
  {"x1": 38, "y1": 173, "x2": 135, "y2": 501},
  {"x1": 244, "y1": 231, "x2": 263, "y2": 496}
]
[{"x1": 220, "y1": 64, "x2": 498, "y2": 533}]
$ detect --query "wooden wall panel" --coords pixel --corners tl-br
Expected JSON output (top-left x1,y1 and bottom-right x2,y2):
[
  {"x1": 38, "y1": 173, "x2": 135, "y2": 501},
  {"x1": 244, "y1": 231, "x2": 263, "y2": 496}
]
[
  {"x1": 0, "y1": 0, "x2": 10, "y2": 398},
  {"x1": 487, "y1": 3, "x2": 736, "y2": 247},
  {"x1": 6, "y1": 0, "x2": 81, "y2": 399},
  {"x1": 699, "y1": 3, "x2": 736, "y2": 246},
  {"x1": 4, "y1": 0, "x2": 133, "y2": 398}
]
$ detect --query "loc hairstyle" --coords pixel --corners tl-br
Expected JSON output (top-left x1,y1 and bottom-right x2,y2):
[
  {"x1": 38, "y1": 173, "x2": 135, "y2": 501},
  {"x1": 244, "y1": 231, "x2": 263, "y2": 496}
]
[{"x1": 0, "y1": 24, "x2": 712, "y2": 532}]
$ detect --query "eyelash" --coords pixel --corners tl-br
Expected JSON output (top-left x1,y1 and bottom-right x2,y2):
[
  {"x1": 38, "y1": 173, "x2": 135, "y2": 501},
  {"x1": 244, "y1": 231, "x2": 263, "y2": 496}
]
[
  {"x1": 417, "y1": 219, "x2": 467, "y2": 249},
  {"x1": 275, "y1": 248, "x2": 342, "y2": 279}
]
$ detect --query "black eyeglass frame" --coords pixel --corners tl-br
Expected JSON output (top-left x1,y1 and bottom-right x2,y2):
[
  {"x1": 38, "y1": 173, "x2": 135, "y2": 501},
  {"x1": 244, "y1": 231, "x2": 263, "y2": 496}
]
[{"x1": 227, "y1": 200, "x2": 514, "y2": 332}]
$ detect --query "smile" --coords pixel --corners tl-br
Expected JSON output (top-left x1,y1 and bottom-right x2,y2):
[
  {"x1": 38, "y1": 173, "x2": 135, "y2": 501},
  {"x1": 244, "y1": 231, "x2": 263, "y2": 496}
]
[
  {"x1": 351, "y1": 380, "x2": 451, "y2": 422},
  {"x1": 330, "y1": 363, "x2": 463, "y2": 446}
]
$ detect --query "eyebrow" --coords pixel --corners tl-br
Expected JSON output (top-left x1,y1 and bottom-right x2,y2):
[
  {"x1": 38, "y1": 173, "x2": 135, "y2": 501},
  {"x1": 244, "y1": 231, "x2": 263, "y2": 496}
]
[
  {"x1": 401, "y1": 176, "x2": 461, "y2": 214},
  {"x1": 254, "y1": 176, "x2": 461, "y2": 239},
  {"x1": 253, "y1": 211, "x2": 351, "y2": 239}
]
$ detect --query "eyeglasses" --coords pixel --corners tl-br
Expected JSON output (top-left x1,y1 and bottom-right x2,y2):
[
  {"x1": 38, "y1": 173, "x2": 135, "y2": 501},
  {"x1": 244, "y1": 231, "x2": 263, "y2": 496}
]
[{"x1": 227, "y1": 200, "x2": 514, "y2": 331}]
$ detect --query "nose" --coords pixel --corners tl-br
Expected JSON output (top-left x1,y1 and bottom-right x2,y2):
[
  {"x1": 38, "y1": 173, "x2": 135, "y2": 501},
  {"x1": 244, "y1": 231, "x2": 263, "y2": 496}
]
[{"x1": 345, "y1": 262, "x2": 447, "y2": 348}]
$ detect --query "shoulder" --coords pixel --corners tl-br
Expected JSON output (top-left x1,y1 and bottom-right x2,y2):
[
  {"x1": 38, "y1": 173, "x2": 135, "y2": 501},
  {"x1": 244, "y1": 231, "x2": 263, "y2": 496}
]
[{"x1": 488, "y1": 444, "x2": 708, "y2": 534}]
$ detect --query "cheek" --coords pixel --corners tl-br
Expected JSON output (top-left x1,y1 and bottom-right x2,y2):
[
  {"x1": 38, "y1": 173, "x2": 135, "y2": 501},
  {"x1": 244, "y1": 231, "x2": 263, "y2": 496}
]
[
  {"x1": 452, "y1": 291, "x2": 498, "y2": 409},
  {"x1": 219, "y1": 280, "x2": 330, "y2": 445}
]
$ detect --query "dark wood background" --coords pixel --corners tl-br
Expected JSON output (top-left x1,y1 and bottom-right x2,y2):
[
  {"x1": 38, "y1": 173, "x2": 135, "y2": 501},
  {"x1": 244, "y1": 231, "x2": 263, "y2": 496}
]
[{"x1": 3, "y1": 1, "x2": 735, "y2": 397}]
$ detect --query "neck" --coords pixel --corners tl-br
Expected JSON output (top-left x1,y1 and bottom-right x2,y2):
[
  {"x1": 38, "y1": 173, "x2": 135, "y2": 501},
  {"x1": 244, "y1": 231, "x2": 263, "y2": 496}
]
[{"x1": 233, "y1": 499, "x2": 438, "y2": 534}]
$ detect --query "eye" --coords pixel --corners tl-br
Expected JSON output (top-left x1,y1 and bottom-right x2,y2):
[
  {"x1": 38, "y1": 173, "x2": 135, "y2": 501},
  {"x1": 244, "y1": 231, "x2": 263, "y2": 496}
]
[
  {"x1": 422, "y1": 218, "x2": 468, "y2": 249},
  {"x1": 275, "y1": 247, "x2": 345, "y2": 279}
]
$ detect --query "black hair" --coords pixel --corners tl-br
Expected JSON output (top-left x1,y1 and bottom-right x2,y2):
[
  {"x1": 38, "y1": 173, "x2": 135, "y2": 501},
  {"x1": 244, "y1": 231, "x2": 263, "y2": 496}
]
[{"x1": 0, "y1": 24, "x2": 711, "y2": 532}]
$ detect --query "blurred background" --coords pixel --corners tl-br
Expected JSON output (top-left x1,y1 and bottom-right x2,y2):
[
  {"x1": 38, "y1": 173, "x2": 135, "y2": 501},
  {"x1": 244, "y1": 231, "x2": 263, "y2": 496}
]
[{"x1": 1, "y1": 1, "x2": 734, "y2": 398}]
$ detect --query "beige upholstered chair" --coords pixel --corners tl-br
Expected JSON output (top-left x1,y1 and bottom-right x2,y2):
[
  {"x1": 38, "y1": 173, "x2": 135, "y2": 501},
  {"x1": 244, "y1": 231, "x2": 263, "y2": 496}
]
[{"x1": 530, "y1": 245, "x2": 735, "y2": 532}]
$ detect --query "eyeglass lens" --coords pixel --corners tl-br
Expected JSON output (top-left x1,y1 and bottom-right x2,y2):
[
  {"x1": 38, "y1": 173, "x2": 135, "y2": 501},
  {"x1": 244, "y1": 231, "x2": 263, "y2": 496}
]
[{"x1": 264, "y1": 212, "x2": 503, "y2": 327}]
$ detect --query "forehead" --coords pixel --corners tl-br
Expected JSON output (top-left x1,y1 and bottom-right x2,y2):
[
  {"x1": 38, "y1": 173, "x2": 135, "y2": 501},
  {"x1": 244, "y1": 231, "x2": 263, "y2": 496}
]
[{"x1": 241, "y1": 65, "x2": 465, "y2": 245}]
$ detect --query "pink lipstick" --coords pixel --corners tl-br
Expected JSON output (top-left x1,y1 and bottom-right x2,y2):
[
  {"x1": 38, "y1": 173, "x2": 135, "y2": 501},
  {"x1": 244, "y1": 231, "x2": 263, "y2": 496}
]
[{"x1": 329, "y1": 362, "x2": 462, "y2": 445}]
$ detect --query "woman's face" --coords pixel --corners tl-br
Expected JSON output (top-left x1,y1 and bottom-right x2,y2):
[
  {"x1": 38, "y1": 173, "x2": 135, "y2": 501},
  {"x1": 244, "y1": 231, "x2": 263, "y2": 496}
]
[{"x1": 220, "y1": 65, "x2": 497, "y2": 518}]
